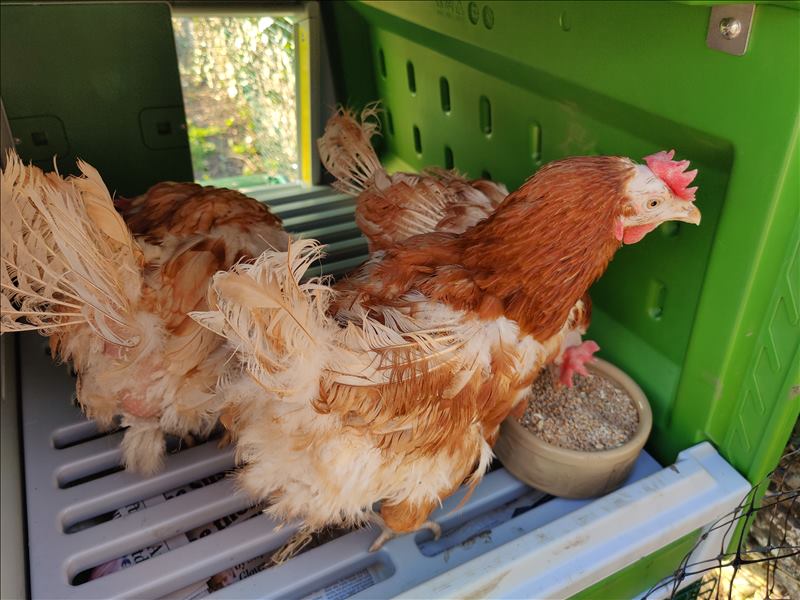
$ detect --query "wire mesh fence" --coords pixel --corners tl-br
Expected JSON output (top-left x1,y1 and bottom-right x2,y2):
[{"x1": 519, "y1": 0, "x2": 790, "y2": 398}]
[{"x1": 647, "y1": 422, "x2": 799, "y2": 600}]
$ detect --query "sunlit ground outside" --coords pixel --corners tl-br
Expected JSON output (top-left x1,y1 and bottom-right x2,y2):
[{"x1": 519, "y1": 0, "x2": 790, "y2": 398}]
[{"x1": 173, "y1": 15, "x2": 298, "y2": 186}]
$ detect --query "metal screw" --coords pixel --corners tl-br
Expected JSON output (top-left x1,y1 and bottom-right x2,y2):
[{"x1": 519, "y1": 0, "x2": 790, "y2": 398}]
[{"x1": 719, "y1": 17, "x2": 742, "y2": 40}]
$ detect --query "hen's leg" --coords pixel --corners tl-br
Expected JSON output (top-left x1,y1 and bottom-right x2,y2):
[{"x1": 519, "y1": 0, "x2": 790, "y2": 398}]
[
  {"x1": 217, "y1": 408, "x2": 237, "y2": 448},
  {"x1": 369, "y1": 520, "x2": 441, "y2": 552},
  {"x1": 368, "y1": 524, "x2": 395, "y2": 552},
  {"x1": 218, "y1": 430, "x2": 235, "y2": 448},
  {"x1": 369, "y1": 499, "x2": 442, "y2": 552},
  {"x1": 120, "y1": 419, "x2": 166, "y2": 476}
]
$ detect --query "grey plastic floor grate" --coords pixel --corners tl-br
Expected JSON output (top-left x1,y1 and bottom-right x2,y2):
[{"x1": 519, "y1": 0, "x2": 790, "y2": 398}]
[
  {"x1": 19, "y1": 187, "x2": 670, "y2": 598},
  {"x1": 254, "y1": 185, "x2": 369, "y2": 279},
  {"x1": 20, "y1": 326, "x2": 664, "y2": 599}
]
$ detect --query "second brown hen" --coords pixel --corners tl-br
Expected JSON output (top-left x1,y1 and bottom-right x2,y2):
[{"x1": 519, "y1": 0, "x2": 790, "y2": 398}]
[{"x1": 317, "y1": 104, "x2": 508, "y2": 253}]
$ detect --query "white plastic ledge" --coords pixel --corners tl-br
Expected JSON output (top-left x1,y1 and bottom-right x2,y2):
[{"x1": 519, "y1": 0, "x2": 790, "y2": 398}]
[{"x1": 397, "y1": 442, "x2": 750, "y2": 600}]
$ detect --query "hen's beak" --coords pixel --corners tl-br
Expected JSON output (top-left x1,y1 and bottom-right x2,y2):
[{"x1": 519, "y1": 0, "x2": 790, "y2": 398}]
[{"x1": 664, "y1": 197, "x2": 701, "y2": 226}]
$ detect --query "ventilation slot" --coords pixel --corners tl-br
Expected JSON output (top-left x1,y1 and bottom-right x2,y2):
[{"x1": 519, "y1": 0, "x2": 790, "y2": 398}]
[
  {"x1": 479, "y1": 95, "x2": 492, "y2": 135},
  {"x1": 385, "y1": 108, "x2": 394, "y2": 135},
  {"x1": 444, "y1": 146, "x2": 454, "y2": 169},
  {"x1": 413, "y1": 125, "x2": 422, "y2": 154},
  {"x1": 378, "y1": 48, "x2": 386, "y2": 78},
  {"x1": 417, "y1": 489, "x2": 549, "y2": 556},
  {"x1": 60, "y1": 465, "x2": 126, "y2": 490},
  {"x1": 70, "y1": 508, "x2": 267, "y2": 585},
  {"x1": 661, "y1": 221, "x2": 681, "y2": 237},
  {"x1": 296, "y1": 559, "x2": 395, "y2": 600},
  {"x1": 63, "y1": 472, "x2": 228, "y2": 534},
  {"x1": 56, "y1": 431, "x2": 223, "y2": 489},
  {"x1": 530, "y1": 121, "x2": 542, "y2": 163},
  {"x1": 647, "y1": 280, "x2": 667, "y2": 320},
  {"x1": 53, "y1": 417, "x2": 121, "y2": 450},
  {"x1": 54, "y1": 428, "x2": 119, "y2": 451},
  {"x1": 406, "y1": 61, "x2": 416, "y2": 93},
  {"x1": 440, "y1": 76, "x2": 451, "y2": 112}
]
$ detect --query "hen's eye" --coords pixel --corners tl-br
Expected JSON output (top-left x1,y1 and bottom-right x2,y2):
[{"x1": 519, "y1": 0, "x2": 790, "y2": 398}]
[{"x1": 648, "y1": 198, "x2": 661, "y2": 209}]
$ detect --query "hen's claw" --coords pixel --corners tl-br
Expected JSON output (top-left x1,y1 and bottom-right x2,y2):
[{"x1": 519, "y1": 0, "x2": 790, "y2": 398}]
[
  {"x1": 422, "y1": 520, "x2": 442, "y2": 541},
  {"x1": 559, "y1": 340, "x2": 600, "y2": 387},
  {"x1": 369, "y1": 520, "x2": 441, "y2": 552},
  {"x1": 218, "y1": 430, "x2": 233, "y2": 448},
  {"x1": 369, "y1": 527, "x2": 397, "y2": 552}
]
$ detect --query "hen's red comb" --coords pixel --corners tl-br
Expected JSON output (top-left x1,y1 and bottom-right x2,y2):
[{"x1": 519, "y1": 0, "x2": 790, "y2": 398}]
[{"x1": 644, "y1": 150, "x2": 698, "y2": 201}]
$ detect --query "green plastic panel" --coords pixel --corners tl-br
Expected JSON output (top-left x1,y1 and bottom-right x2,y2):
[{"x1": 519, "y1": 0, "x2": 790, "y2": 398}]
[
  {"x1": 0, "y1": 2, "x2": 193, "y2": 197},
  {"x1": 324, "y1": 0, "x2": 800, "y2": 485},
  {"x1": 569, "y1": 529, "x2": 701, "y2": 600}
]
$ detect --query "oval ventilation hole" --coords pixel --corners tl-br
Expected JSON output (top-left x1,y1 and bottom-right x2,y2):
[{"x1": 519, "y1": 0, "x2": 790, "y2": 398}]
[
  {"x1": 647, "y1": 280, "x2": 667, "y2": 320},
  {"x1": 385, "y1": 109, "x2": 394, "y2": 135},
  {"x1": 413, "y1": 125, "x2": 422, "y2": 155},
  {"x1": 407, "y1": 61, "x2": 416, "y2": 93},
  {"x1": 660, "y1": 221, "x2": 680, "y2": 237},
  {"x1": 440, "y1": 77, "x2": 451, "y2": 112},
  {"x1": 530, "y1": 121, "x2": 542, "y2": 163},
  {"x1": 378, "y1": 49, "x2": 387, "y2": 78},
  {"x1": 444, "y1": 146, "x2": 454, "y2": 169},
  {"x1": 479, "y1": 95, "x2": 492, "y2": 135},
  {"x1": 481, "y1": 169, "x2": 492, "y2": 180}
]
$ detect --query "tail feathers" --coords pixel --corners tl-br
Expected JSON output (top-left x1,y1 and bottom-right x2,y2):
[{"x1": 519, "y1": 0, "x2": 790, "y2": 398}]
[
  {"x1": 191, "y1": 239, "x2": 339, "y2": 405},
  {"x1": 72, "y1": 159, "x2": 138, "y2": 250},
  {"x1": 1, "y1": 151, "x2": 143, "y2": 346},
  {"x1": 193, "y1": 240, "x2": 467, "y2": 410},
  {"x1": 317, "y1": 102, "x2": 384, "y2": 196}
]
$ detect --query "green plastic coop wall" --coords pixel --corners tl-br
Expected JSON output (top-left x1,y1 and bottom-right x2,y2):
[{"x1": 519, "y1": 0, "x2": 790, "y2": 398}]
[
  {"x1": 0, "y1": 1, "x2": 797, "y2": 597},
  {"x1": 0, "y1": 2, "x2": 194, "y2": 197},
  {"x1": 323, "y1": 0, "x2": 800, "y2": 487}
]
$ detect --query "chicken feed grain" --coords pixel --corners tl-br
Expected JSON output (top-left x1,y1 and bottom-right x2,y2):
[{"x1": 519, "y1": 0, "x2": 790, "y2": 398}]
[{"x1": 519, "y1": 368, "x2": 638, "y2": 451}]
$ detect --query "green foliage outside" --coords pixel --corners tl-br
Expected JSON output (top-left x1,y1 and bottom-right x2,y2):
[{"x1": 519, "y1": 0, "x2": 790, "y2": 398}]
[{"x1": 172, "y1": 16, "x2": 298, "y2": 184}]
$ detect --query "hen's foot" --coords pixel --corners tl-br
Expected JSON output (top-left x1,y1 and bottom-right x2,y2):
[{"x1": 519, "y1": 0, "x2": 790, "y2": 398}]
[
  {"x1": 559, "y1": 340, "x2": 600, "y2": 387},
  {"x1": 218, "y1": 429, "x2": 234, "y2": 449},
  {"x1": 368, "y1": 527, "x2": 396, "y2": 552},
  {"x1": 368, "y1": 520, "x2": 441, "y2": 552},
  {"x1": 422, "y1": 520, "x2": 442, "y2": 541}
]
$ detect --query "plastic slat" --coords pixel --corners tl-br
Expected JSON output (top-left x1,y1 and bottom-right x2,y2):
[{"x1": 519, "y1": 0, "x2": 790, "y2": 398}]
[
  {"x1": 58, "y1": 445, "x2": 236, "y2": 533},
  {"x1": 300, "y1": 221, "x2": 364, "y2": 245},
  {"x1": 317, "y1": 255, "x2": 371, "y2": 279},
  {"x1": 74, "y1": 514, "x2": 297, "y2": 599},
  {"x1": 325, "y1": 236, "x2": 369, "y2": 257},
  {"x1": 244, "y1": 184, "x2": 330, "y2": 205},
  {"x1": 282, "y1": 204, "x2": 359, "y2": 230},
  {"x1": 65, "y1": 480, "x2": 251, "y2": 583},
  {"x1": 269, "y1": 193, "x2": 353, "y2": 219}
]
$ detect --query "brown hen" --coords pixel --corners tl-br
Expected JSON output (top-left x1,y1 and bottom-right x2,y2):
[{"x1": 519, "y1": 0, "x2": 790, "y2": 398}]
[
  {"x1": 1, "y1": 154, "x2": 289, "y2": 474},
  {"x1": 193, "y1": 151, "x2": 700, "y2": 553}
]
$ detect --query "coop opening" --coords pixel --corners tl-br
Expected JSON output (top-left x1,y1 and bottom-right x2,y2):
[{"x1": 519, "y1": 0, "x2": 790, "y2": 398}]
[{"x1": 171, "y1": 13, "x2": 299, "y2": 186}]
